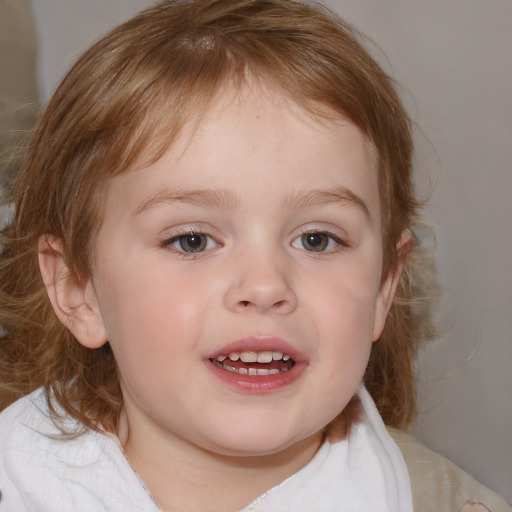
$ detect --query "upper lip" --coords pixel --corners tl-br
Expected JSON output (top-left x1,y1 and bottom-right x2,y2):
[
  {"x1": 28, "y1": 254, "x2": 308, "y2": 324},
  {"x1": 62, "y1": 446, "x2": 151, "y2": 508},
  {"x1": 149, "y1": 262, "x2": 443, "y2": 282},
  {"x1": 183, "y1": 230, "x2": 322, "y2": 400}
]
[{"x1": 206, "y1": 336, "x2": 307, "y2": 362}]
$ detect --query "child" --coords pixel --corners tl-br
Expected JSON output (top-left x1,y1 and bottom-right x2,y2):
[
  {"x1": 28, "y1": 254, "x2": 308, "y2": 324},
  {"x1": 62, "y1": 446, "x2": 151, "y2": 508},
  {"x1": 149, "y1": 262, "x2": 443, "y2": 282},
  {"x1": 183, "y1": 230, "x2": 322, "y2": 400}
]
[{"x1": 0, "y1": 1, "x2": 509, "y2": 510}]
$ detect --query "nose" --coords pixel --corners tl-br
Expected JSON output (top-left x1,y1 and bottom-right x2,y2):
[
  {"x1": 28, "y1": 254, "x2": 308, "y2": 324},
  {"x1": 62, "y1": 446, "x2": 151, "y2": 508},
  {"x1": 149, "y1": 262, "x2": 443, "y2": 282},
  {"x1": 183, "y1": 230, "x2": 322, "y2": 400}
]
[{"x1": 223, "y1": 250, "x2": 298, "y2": 315}]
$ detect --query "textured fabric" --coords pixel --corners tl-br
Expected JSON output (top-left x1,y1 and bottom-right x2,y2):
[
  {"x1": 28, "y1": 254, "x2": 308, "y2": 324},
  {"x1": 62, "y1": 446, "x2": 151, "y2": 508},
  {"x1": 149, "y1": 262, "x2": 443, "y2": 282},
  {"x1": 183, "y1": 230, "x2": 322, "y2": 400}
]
[
  {"x1": 389, "y1": 427, "x2": 512, "y2": 512},
  {"x1": 240, "y1": 385, "x2": 413, "y2": 511},
  {"x1": 0, "y1": 386, "x2": 509, "y2": 511},
  {"x1": 0, "y1": 388, "x2": 160, "y2": 511},
  {"x1": 0, "y1": 386, "x2": 412, "y2": 511}
]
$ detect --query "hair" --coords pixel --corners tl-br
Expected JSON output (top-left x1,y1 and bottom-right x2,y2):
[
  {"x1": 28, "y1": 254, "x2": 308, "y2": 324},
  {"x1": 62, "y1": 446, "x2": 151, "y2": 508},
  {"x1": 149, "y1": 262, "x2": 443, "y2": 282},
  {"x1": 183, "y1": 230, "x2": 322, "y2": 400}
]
[{"x1": 0, "y1": 0, "x2": 437, "y2": 433}]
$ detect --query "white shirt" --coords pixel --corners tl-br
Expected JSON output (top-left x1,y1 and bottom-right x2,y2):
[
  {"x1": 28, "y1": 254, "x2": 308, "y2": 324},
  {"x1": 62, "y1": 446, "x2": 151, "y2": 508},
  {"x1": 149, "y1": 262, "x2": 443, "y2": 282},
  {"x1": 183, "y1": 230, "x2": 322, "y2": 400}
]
[{"x1": 0, "y1": 386, "x2": 412, "y2": 511}]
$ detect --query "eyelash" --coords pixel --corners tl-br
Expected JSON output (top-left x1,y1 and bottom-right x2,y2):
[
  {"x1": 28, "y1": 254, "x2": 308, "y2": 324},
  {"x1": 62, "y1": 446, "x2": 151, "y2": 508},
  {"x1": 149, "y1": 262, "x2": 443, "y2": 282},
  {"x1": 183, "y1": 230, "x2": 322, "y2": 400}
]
[
  {"x1": 161, "y1": 230, "x2": 220, "y2": 258},
  {"x1": 161, "y1": 228, "x2": 347, "y2": 258},
  {"x1": 291, "y1": 230, "x2": 348, "y2": 254}
]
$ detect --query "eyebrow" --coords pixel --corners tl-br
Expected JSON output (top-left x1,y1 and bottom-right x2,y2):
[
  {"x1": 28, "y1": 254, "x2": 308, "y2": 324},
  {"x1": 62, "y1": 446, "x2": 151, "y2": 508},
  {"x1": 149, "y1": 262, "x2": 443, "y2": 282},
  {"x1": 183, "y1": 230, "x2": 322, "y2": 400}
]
[
  {"x1": 282, "y1": 186, "x2": 371, "y2": 220},
  {"x1": 135, "y1": 185, "x2": 371, "y2": 220},
  {"x1": 134, "y1": 188, "x2": 239, "y2": 215}
]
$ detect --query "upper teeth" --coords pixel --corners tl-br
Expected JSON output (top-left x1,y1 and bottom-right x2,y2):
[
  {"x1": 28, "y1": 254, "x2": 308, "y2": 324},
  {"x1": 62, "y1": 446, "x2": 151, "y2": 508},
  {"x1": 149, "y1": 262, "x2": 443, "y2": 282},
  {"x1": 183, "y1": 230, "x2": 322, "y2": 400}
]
[{"x1": 216, "y1": 351, "x2": 291, "y2": 363}]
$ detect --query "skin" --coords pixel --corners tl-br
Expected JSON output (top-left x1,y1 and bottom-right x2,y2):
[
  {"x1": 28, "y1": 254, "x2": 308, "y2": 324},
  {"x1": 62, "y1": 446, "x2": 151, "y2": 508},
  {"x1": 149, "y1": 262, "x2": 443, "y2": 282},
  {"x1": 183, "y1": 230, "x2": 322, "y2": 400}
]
[{"x1": 39, "y1": 86, "x2": 403, "y2": 511}]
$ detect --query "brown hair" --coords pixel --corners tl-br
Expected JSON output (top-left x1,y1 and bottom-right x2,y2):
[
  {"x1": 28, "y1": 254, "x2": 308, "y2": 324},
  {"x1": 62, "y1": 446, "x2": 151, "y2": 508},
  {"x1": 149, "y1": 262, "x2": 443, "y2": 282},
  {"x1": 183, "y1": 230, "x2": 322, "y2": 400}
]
[{"x1": 0, "y1": 0, "x2": 437, "y2": 433}]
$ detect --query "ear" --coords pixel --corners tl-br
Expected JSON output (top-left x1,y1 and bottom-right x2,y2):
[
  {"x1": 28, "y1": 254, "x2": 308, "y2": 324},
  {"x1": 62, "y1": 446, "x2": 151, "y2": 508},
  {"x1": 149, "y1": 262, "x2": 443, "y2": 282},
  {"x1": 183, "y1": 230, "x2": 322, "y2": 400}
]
[
  {"x1": 38, "y1": 235, "x2": 108, "y2": 349},
  {"x1": 372, "y1": 232, "x2": 412, "y2": 341}
]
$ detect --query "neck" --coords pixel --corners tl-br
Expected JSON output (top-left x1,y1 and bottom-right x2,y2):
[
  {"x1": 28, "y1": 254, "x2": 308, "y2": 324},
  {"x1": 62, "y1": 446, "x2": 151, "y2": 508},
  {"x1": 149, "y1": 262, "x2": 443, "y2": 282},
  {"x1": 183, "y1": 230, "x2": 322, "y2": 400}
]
[{"x1": 121, "y1": 419, "x2": 322, "y2": 512}]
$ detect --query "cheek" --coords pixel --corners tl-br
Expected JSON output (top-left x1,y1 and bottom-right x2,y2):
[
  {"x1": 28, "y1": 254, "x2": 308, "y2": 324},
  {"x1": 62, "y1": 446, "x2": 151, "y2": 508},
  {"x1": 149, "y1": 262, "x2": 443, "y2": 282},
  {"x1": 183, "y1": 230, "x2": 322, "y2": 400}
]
[
  {"x1": 307, "y1": 265, "x2": 381, "y2": 385},
  {"x1": 95, "y1": 264, "x2": 207, "y2": 373},
  {"x1": 311, "y1": 261, "x2": 381, "y2": 335}
]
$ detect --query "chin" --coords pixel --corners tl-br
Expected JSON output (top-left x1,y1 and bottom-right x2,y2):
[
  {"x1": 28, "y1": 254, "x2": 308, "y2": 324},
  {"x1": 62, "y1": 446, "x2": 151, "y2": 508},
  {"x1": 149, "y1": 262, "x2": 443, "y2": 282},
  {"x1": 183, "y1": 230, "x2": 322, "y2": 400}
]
[{"x1": 202, "y1": 423, "x2": 321, "y2": 459}]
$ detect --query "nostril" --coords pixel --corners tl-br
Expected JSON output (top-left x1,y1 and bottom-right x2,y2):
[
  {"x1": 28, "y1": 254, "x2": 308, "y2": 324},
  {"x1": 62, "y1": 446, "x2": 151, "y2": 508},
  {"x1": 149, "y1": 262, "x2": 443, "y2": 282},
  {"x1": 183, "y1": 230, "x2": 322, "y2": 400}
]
[{"x1": 238, "y1": 299, "x2": 289, "y2": 310}]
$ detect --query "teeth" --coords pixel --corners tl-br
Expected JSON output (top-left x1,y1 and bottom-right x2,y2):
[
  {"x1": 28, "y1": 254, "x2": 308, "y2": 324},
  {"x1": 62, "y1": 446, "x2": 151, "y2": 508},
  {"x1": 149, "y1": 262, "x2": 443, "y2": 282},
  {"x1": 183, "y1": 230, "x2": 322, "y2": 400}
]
[
  {"x1": 240, "y1": 351, "x2": 258, "y2": 363},
  {"x1": 210, "y1": 352, "x2": 295, "y2": 375},
  {"x1": 223, "y1": 366, "x2": 281, "y2": 376},
  {"x1": 257, "y1": 351, "x2": 273, "y2": 363},
  {"x1": 257, "y1": 368, "x2": 280, "y2": 376},
  {"x1": 216, "y1": 351, "x2": 291, "y2": 363}
]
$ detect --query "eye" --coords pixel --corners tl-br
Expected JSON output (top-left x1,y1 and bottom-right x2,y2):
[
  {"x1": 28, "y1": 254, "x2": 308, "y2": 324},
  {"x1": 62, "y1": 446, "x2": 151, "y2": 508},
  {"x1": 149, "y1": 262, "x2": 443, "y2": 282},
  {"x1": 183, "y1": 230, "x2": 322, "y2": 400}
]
[
  {"x1": 292, "y1": 231, "x2": 344, "y2": 253},
  {"x1": 165, "y1": 232, "x2": 218, "y2": 253}
]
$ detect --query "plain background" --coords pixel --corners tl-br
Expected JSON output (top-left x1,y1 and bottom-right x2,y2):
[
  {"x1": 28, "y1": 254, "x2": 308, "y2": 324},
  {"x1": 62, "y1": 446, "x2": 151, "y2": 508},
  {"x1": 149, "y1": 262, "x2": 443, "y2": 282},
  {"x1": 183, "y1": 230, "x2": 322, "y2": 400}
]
[{"x1": 11, "y1": 0, "x2": 512, "y2": 502}]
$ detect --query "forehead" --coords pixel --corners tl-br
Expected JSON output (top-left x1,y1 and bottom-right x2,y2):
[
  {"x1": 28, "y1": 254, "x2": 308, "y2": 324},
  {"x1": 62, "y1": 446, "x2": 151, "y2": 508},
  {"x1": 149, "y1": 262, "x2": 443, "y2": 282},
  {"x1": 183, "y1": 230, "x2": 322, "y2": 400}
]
[{"x1": 103, "y1": 86, "x2": 380, "y2": 223}]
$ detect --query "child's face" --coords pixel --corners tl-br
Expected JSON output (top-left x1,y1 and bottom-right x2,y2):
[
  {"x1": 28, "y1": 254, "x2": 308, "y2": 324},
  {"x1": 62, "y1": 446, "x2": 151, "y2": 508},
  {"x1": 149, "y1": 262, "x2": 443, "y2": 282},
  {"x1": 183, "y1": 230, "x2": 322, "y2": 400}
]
[{"x1": 86, "y1": 87, "x2": 398, "y2": 458}]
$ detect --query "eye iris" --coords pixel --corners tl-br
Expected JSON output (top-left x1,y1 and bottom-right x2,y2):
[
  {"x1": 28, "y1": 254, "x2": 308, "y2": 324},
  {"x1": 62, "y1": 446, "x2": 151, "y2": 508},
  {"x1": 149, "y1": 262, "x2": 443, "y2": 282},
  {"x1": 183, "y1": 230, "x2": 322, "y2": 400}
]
[
  {"x1": 179, "y1": 233, "x2": 207, "y2": 252},
  {"x1": 303, "y1": 232, "x2": 328, "y2": 252}
]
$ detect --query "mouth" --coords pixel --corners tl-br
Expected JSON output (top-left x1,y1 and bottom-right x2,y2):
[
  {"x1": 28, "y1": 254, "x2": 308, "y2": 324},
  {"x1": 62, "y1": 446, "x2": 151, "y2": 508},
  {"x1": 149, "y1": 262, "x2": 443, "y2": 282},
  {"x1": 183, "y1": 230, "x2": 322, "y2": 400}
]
[
  {"x1": 205, "y1": 337, "x2": 306, "y2": 391},
  {"x1": 209, "y1": 350, "x2": 296, "y2": 376}
]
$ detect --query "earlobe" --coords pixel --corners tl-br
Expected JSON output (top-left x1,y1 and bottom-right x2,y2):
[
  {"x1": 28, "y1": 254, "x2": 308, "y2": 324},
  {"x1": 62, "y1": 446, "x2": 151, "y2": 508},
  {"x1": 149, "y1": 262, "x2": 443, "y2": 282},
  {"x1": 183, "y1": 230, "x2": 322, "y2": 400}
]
[
  {"x1": 372, "y1": 232, "x2": 412, "y2": 341},
  {"x1": 38, "y1": 235, "x2": 108, "y2": 349}
]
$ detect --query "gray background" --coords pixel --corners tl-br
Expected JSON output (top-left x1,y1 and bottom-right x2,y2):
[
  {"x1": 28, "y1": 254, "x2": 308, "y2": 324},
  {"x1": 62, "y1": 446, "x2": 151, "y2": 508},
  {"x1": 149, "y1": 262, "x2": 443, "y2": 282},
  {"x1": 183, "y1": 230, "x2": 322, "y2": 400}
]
[{"x1": 12, "y1": 0, "x2": 512, "y2": 502}]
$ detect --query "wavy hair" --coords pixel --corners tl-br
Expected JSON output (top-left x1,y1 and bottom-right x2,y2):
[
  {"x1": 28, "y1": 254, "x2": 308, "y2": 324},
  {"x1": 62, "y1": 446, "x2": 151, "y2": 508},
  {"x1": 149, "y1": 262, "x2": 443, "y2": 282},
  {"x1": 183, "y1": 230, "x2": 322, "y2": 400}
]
[{"x1": 0, "y1": 0, "x2": 437, "y2": 433}]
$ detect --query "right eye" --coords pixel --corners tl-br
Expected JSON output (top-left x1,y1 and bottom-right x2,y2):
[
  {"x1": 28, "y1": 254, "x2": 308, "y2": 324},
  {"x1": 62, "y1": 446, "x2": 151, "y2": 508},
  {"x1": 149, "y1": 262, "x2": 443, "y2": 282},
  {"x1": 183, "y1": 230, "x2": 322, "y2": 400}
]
[
  {"x1": 164, "y1": 232, "x2": 218, "y2": 254},
  {"x1": 291, "y1": 230, "x2": 346, "y2": 253}
]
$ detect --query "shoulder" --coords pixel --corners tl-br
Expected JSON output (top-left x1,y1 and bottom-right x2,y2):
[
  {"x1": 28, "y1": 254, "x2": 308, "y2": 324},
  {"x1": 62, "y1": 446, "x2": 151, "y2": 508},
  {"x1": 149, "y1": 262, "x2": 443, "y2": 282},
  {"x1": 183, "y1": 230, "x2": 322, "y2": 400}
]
[
  {"x1": 0, "y1": 389, "x2": 59, "y2": 509},
  {"x1": 0, "y1": 387, "x2": 56, "y2": 447},
  {"x1": 0, "y1": 389, "x2": 83, "y2": 510},
  {"x1": 387, "y1": 427, "x2": 512, "y2": 512},
  {"x1": 0, "y1": 389, "x2": 158, "y2": 511}
]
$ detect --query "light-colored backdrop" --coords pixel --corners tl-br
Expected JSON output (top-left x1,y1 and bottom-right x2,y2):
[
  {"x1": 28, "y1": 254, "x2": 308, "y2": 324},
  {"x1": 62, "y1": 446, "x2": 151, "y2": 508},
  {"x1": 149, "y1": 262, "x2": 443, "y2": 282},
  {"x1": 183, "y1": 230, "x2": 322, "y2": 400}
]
[{"x1": 25, "y1": 0, "x2": 512, "y2": 502}]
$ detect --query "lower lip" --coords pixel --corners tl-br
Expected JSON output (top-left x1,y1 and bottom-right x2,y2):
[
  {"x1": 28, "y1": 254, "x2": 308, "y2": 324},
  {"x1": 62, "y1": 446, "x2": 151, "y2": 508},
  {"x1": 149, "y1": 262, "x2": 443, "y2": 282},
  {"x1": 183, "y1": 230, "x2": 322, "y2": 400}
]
[{"x1": 204, "y1": 359, "x2": 307, "y2": 393}]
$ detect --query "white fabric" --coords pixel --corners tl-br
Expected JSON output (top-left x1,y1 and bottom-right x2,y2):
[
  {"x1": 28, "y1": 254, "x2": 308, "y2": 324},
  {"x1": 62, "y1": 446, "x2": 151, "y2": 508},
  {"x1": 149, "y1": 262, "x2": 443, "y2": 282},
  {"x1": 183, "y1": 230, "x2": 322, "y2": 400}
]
[
  {"x1": 0, "y1": 386, "x2": 413, "y2": 511},
  {"x1": 241, "y1": 385, "x2": 413, "y2": 512},
  {"x1": 0, "y1": 388, "x2": 159, "y2": 512}
]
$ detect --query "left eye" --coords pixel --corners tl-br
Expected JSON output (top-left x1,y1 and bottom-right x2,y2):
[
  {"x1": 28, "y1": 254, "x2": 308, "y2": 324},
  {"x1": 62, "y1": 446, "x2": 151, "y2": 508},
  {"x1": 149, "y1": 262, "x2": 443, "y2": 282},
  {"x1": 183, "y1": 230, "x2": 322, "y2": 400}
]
[
  {"x1": 166, "y1": 232, "x2": 218, "y2": 253},
  {"x1": 292, "y1": 232, "x2": 343, "y2": 253}
]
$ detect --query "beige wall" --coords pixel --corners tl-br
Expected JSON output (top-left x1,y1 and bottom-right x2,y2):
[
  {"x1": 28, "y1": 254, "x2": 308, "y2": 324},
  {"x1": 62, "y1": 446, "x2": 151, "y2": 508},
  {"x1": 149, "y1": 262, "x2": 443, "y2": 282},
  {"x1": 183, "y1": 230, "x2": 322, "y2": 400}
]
[
  {"x1": 21, "y1": 0, "x2": 512, "y2": 503},
  {"x1": 0, "y1": 0, "x2": 39, "y2": 186}
]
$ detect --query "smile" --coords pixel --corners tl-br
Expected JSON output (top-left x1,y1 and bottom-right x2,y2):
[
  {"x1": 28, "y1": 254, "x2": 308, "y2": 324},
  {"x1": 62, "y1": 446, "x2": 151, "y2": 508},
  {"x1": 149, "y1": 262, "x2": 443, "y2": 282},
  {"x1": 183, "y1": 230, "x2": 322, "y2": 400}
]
[{"x1": 210, "y1": 350, "x2": 296, "y2": 375}]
